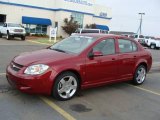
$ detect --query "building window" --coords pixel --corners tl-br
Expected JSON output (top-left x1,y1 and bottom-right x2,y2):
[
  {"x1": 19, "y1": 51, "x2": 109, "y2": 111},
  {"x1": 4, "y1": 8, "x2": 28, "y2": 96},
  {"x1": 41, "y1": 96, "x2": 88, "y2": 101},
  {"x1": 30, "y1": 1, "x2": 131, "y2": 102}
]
[
  {"x1": 23, "y1": 24, "x2": 47, "y2": 34},
  {"x1": 72, "y1": 12, "x2": 84, "y2": 28}
]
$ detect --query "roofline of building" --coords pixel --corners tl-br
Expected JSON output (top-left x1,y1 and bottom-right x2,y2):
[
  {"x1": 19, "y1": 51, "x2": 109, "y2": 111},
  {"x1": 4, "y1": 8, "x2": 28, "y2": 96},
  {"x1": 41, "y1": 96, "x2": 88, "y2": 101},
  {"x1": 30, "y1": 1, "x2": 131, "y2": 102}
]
[{"x1": 0, "y1": 1, "x2": 112, "y2": 20}]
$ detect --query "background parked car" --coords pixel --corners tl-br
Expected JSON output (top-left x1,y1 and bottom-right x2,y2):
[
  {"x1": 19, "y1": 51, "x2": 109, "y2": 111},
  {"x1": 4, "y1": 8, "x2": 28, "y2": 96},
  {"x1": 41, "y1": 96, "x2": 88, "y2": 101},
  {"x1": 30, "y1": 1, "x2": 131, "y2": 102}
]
[
  {"x1": 0, "y1": 22, "x2": 26, "y2": 40},
  {"x1": 72, "y1": 28, "x2": 108, "y2": 35},
  {"x1": 131, "y1": 34, "x2": 145, "y2": 44},
  {"x1": 145, "y1": 38, "x2": 160, "y2": 49}
]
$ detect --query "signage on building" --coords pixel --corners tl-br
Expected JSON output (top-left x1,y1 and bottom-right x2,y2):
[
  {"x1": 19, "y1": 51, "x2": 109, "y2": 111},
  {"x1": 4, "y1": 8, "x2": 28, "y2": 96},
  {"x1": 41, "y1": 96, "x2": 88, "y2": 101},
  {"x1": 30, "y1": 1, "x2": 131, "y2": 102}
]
[
  {"x1": 64, "y1": 0, "x2": 93, "y2": 6},
  {"x1": 99, "y1": 12, "x2": 107, "y2": 18}
]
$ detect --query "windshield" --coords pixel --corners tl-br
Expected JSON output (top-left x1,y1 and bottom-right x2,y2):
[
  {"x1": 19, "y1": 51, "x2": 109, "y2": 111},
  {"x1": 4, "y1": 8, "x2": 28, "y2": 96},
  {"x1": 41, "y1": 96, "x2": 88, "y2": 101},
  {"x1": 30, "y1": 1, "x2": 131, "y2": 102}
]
[
  {"x1": 0, "y1": 23, "x2": 3, "y2": 26},
  {"x1": 50, "y1": 36, "x2": 96, "y2": 54},
  {"x1": 8, "y1": 23, "x2": 22, "y2": 27}
]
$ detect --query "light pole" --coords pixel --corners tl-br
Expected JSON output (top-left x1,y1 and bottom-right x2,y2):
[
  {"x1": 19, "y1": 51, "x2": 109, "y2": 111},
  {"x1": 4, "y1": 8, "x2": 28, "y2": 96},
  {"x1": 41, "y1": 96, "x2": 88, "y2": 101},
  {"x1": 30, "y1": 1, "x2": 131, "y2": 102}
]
[{"x1": 137, "y1": 13, "x2": 145, "y2": 35}]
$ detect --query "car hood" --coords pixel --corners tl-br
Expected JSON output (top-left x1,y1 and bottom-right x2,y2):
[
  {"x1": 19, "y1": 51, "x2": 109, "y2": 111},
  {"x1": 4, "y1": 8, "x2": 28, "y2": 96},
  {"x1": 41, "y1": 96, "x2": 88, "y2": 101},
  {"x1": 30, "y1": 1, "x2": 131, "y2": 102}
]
[
  {"x1": 9, "y1": 27, "x2": 24, "y2": 30},
  {"x1": 13, "y1": 49, "x2": 76, "y2": 66}
]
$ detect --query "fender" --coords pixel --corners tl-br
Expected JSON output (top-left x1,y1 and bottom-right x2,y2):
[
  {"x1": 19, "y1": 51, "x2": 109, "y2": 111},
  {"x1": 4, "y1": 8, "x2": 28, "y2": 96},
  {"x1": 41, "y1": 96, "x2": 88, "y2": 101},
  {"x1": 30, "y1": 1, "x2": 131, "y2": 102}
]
[{"x1": 133, "y1": 59, "x2": 148, "y2": 74}]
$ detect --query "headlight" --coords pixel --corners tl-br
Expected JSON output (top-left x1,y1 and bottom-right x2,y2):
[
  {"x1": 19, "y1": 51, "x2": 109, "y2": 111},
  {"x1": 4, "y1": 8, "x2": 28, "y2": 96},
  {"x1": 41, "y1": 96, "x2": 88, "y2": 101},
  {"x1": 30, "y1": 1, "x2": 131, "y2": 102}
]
[{"x1": 24, "y1": 64, "x2": 49, "y2": 75}]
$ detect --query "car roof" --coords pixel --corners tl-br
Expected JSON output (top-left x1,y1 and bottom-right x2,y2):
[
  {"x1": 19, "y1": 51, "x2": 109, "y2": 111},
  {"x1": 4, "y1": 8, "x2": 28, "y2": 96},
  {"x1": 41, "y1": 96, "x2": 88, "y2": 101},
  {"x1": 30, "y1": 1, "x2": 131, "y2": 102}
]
[
  {"x1": 74, "y1": 33, "x2": 130, "y2": 39},
  {"x1": 73, "y1": 33, "x2": 137, "y2": 43}
]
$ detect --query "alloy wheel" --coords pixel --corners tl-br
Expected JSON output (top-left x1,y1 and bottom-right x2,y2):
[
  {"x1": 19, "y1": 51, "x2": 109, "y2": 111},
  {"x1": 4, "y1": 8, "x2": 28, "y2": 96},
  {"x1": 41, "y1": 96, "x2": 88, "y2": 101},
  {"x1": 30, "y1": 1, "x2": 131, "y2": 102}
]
[
  {"x1": 136, "y1": 67, "x2": 146, "y2": 84},
  {"x1": 57, "y1": 76, "x2": 78, "y2": 99}
]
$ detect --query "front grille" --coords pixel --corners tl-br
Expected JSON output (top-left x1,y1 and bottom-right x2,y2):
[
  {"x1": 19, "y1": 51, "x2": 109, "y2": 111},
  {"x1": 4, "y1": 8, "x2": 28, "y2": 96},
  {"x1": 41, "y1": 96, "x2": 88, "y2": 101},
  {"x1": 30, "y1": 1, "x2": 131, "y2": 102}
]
[
  {"x1": 14, "y1": 29, "x2": 23, "y2": 32},
  {"x1": 10, "y1": 61, "x2": 23, "y2": 72}
]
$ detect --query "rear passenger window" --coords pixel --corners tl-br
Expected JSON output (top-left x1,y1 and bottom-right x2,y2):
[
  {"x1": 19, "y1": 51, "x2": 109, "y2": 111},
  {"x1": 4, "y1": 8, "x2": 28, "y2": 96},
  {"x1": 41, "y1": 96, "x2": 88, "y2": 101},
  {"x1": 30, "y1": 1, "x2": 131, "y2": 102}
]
[
  {"x1": 118, "y1": 39, "x2": 138, "y2": 53},
  {"x1": 132, "y1": 42, "x2": 138, "y2": 51}
]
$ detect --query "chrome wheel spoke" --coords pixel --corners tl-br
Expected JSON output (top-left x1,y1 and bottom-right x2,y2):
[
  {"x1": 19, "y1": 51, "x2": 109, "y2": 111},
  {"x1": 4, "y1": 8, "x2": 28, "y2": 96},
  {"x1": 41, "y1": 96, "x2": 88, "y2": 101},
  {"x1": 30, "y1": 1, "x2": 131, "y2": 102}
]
[
  {"x1": 70, "y1": 85, "x2": 77, "y2": 90},
  {"x1": 60, "y1": 79, "x2": 66, "y2": 85},
  {"x1": 68, "y1": 76, "x2": 74, "y2": 84},
  {"x1": 66, "y1": 91, "x2": 71, "y2": 98},
  {"x1": 58, "y1": 87, "x2": 65, "y2": 94}
]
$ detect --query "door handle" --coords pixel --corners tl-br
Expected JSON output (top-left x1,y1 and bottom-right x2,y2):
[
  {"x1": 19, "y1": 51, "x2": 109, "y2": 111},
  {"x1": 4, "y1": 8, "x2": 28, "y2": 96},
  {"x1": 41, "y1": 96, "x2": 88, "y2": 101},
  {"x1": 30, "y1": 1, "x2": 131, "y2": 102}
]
[
  {"x1": 133, "y1": 56, "x2": 137, "y2": 58},
  {"x1": 112, "y1": 58, "x2": 116, "y2": 61}
]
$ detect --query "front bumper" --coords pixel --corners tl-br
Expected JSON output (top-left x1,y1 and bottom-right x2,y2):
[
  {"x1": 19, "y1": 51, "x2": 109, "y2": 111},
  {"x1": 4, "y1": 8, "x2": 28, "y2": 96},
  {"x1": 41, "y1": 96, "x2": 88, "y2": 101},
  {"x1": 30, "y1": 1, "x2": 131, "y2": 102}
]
[
  {"x1": 10, "y1": 33, "x2": 26, "y2": 37},
  {"x1": 6, "y1": 65, "x2": 57, "y2": 95}
]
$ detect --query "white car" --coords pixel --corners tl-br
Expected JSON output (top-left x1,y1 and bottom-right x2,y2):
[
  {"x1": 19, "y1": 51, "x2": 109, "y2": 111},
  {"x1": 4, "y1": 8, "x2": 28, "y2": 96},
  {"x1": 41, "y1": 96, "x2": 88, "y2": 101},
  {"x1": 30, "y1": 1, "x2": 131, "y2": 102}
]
[
  {"x1": 145, "y1": 38, "x2": 160, "y2": 49},
  {"x1": 132, "y1": 34, "x2": 145, "y2": 44},
  {"x1": 72, "y1": 28, "x2": 108, "y2": 35},
  {"x1": 0, "y1": 22, "x2": 26, "y2": 40}
]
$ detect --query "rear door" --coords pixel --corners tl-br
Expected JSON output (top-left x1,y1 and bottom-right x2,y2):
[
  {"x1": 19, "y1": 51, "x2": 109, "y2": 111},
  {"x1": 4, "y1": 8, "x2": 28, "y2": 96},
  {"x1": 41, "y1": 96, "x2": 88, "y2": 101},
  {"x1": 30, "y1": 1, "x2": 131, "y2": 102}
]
[{"x1": 117, "y1": 39, "x2": 139, "y2": 79}]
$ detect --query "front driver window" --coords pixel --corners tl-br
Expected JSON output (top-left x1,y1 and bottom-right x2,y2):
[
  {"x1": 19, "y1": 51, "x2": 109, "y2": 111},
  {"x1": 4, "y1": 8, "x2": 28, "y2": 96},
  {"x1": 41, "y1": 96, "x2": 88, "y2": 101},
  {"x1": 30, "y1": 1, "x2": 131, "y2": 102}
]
[{"x1": 93, "y1": 39, "x2": 115, "y2": 55}]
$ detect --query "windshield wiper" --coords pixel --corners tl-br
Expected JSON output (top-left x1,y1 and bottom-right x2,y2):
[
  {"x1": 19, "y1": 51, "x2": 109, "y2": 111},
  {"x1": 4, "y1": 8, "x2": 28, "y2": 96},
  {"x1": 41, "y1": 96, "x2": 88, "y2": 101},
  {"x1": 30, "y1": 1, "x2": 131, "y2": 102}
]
[{"x1": 52, "y1": 48, "x2": 66, "y2": 53}]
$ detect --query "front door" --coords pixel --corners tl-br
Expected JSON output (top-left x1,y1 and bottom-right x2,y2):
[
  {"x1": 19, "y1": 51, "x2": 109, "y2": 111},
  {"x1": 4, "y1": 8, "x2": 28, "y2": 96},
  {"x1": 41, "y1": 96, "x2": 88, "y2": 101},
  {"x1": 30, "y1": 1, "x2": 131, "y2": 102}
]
[{"x1": 85, "y1": 38, "x2": 118, "y2": 85}]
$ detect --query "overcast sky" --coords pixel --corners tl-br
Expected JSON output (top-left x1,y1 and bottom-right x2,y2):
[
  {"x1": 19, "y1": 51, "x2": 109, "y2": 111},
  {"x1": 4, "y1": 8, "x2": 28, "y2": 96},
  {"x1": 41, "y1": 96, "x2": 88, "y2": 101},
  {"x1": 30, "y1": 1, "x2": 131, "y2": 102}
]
[{"x1": 96, "y1": 0, "x2": 160, "y2": 37}]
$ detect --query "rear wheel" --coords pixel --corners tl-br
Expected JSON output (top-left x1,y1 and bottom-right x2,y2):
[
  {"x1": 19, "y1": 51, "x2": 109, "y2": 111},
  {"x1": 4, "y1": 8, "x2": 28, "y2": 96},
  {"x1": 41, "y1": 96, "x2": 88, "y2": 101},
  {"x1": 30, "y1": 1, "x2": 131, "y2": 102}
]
[
  {"x1": 133, "y1": 65, "x2": 147, "y2": 85},
  {"x1": 150, "y1": 44, "x2": 156, "y2": 49},
  {"x1": 52, "y1": 72, "x2": 79, "y2": 101},
  {"x1": 6, "y1": 32, "x2": 11, "y2": 40}
]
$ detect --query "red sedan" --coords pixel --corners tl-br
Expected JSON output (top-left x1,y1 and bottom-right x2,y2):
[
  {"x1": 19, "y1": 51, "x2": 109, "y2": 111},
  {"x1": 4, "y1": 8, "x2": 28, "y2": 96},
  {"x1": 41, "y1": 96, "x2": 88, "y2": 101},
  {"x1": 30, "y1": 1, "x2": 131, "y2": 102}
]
[{"x1": 6, "y1": 34, "x2": 152, "y2": 100}]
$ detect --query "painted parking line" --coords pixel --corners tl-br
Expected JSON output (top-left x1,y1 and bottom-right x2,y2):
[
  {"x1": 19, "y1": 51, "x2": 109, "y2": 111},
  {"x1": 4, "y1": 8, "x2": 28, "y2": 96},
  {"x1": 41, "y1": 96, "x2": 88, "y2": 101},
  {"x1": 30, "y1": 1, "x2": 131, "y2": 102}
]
[
  {"x1": 1, "y1": 71, "x2": 160, "y2": 119},
  {"x1": 39, "y1": 96, "x2": 76, "y2": 120},
  {"x1": 0, "y1": 72, "x2": 76, "y2": 120},
  {"x1": 27, "y1": 40, "x2": 52, "y2": 46},
  {"x1": 129, "y1": 84, "x2": 160, "y2": 96}
]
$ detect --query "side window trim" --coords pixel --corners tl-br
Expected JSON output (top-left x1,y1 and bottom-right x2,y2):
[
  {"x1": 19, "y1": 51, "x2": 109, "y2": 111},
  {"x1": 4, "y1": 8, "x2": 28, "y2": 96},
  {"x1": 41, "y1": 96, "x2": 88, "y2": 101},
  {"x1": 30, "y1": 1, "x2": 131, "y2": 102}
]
[{"x1": 131, "y1": 41, "x2": 138, "y2": 52}]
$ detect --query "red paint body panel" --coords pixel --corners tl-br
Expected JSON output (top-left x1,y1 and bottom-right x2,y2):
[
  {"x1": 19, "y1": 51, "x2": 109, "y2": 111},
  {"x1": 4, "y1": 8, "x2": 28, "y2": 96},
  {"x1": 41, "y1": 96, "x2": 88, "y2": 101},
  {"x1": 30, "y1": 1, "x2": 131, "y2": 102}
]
[{"x1": 6, "y1": 34, "x2": 152, "y2": 95}]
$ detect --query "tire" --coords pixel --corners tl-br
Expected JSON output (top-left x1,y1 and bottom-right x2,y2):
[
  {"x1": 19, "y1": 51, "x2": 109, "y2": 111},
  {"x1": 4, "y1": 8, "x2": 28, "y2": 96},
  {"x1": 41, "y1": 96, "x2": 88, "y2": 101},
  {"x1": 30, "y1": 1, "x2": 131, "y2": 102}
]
[
  {"x1": 21, "y1": 36, "x2": 25, "y2": 41},
  {"x1": 6, "y1": 31, "x2": 11, "y2": 40},
  {"x1": 133, "y1": 65, "x2": 147, "y2": 85},
  {"x1": 156, "y1": 47, "x2": 160, "y2": 50},
  {"x1": 52, "y1": 72, "x2": 79, "y2": 101},
  {"x1": 150, "y1": 44, "x2": 156, "y2": 49},
  {"x1": 0, "y1": 33, "x2": 2, "y2": 38}
]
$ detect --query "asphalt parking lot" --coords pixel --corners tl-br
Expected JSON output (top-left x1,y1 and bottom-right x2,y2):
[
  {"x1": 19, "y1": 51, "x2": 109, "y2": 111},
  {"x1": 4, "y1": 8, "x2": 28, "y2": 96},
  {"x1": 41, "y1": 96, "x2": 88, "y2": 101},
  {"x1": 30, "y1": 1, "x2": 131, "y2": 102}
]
[{"x1": 0, "y1": 38, "x2": 160, "y2": 120}]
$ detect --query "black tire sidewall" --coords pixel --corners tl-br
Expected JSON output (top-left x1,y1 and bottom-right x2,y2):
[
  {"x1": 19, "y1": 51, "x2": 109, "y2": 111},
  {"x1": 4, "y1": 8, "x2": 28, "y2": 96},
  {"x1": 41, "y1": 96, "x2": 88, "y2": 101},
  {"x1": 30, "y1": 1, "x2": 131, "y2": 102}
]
[
  {"x1": 7, "y1": 32, "x2": 10, "y2": 40},
  {"x1": 0, "y1": 33, "x2": 2, "y2": 38},
  {"x1": 133, "y1": 65, "x2": 146, "y2": 85},
  {"x1": 52, "y1": 72, "x2": 79, "y2": 101},
  {"x1": 21, "y1": 36, "x2": 25, "y2": 40}
]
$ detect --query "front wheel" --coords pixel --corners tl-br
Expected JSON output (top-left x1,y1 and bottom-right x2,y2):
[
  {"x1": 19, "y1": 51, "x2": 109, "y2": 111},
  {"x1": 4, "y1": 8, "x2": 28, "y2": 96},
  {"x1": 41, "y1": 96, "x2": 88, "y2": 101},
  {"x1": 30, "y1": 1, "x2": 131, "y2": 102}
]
[
  {"x1": 0, "y1": 33, "x2": 2, "y2": 38},
  {"x1": 6, "y1": 32, "x2": 11, "y2": 40},
  {"x1": 133, "y1": 65, "x2": 147, "y2": 85},
  {"x1": 52, "y1": 72, "x2": 79, "y2": 101},
  {"x1": 21, "y1": 36, "x2": 25, "y2": 41}
]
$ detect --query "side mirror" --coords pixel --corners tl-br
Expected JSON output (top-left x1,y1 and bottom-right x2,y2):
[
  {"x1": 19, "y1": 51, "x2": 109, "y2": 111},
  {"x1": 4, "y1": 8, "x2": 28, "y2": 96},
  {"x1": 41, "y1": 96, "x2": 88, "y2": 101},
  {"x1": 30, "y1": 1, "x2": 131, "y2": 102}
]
[{"x1": 88, "y1": 51, "x2": 103, "y2": 58}]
